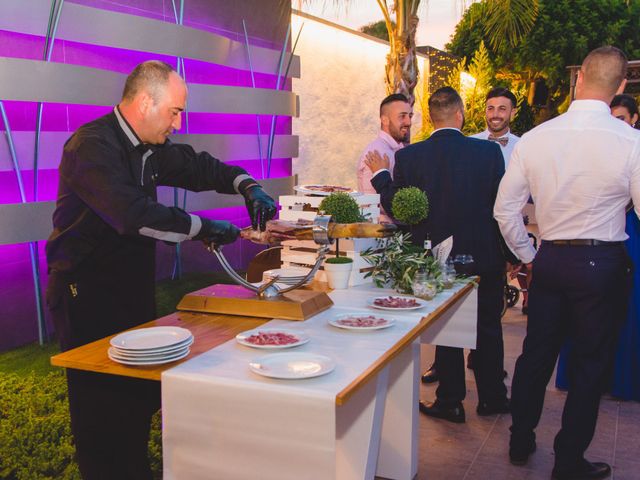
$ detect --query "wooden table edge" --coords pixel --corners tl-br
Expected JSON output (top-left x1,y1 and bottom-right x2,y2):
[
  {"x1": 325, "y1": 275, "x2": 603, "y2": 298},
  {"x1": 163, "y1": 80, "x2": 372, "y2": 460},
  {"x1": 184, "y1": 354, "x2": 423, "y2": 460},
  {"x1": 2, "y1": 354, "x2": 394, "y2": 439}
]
[
  {"x1": 334, "y1": 281, "x2": 476, "y2": 406},
  {"x1": 50, "y1": 312, "x2": 268, "y2": 381},
  {"x1": 49, "y1": 281, "x2": 477, "y2": 402}
]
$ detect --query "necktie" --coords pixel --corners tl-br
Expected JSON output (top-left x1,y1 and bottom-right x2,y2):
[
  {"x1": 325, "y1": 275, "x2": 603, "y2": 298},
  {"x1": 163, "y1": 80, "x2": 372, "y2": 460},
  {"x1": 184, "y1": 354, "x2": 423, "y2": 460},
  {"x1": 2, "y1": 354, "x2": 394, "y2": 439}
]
[{"x1": 488, "y1": 135, "x2": 508, "y2": 147}]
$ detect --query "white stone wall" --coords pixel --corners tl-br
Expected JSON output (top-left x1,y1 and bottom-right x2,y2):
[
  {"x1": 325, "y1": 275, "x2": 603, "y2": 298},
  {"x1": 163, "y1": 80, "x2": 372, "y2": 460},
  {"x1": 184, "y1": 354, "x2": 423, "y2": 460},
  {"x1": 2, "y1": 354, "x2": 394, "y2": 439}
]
[{"x1": 291, "y1": 12, "x2": 426, "y2": 189}]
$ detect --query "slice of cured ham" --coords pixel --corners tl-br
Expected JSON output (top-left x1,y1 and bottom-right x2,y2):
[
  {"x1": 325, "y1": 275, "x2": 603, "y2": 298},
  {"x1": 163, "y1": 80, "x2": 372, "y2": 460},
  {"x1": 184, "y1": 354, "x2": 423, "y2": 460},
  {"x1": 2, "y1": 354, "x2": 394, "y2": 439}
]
[
  {"x1": 244, "y1": 331, "x2": 300, "y2": 345},
  {"x1": 336, "y1": 315, "x2": 388, "y2": 328},
  {"x1": 373, "y1": 296, "x2": 419, "y2": 308}
]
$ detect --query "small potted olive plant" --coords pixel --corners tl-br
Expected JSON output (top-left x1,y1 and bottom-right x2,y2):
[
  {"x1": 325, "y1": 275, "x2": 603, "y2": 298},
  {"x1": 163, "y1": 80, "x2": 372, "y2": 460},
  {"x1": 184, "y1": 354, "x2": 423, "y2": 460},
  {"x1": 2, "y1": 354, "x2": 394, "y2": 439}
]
[{"x1": 318, "y1": 192, "x2": 363, "y2": 289}]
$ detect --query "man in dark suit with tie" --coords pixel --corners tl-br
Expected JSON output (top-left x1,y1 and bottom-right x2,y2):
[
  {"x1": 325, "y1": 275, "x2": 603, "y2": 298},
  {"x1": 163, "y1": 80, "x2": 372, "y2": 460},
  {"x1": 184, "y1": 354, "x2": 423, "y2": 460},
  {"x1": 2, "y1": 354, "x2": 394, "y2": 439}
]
[{"x1": 365, "y1": 86, "x2": 513, "y2": 422}]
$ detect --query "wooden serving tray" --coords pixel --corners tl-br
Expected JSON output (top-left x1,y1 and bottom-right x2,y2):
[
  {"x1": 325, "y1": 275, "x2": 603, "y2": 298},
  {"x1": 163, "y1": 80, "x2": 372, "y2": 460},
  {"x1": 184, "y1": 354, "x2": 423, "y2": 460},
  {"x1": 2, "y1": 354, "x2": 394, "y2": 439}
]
[{"x1": 176, "y1": 284, "x2": 333, "y2": 321}]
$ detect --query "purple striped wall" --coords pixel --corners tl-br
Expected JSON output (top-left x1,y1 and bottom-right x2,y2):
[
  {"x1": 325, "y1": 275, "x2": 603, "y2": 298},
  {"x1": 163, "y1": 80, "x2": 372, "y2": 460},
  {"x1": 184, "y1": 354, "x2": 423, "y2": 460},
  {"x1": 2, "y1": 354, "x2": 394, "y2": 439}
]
[{"x1": 0, "y1": 0, "x2": 293, "y2": 350}]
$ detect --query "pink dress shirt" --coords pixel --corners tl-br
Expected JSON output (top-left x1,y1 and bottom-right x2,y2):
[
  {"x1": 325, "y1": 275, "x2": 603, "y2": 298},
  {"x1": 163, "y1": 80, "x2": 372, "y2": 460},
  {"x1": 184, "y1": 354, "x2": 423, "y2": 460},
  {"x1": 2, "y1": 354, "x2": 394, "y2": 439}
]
[{"x1": 357, "y1": 130, "x2": 404, "y2": 223}]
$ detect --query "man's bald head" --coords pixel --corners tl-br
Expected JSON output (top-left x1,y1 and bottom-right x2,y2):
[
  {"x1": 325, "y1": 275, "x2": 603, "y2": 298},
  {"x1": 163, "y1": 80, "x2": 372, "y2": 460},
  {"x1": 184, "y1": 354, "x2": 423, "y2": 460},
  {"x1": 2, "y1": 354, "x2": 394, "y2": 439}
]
[
  {"x1": 579, "y1": 46, "x2": 628, "y2": 98},
  {"x1": 119, "y1": 61, "x2": 187, "y2": 144},
  {"x1": 122, "y1": 60, "x2": 176, "y2": 103}
]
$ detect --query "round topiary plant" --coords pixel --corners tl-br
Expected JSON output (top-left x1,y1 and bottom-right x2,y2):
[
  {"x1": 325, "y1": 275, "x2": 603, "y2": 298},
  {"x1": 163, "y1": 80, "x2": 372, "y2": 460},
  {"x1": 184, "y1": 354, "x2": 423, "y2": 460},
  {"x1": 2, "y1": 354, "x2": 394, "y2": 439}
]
[
  {"x1": 392, "y1": 187, "x2": 429, "y2": 225},
  {"x1": 318, "y1": 192, "x2": 362, "y2": 223}
]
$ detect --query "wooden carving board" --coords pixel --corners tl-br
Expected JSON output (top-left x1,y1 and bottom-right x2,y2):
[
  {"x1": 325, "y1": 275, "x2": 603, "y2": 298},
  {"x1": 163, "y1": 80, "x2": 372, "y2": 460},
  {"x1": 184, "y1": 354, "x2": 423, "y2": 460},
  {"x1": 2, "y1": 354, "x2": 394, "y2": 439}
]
[{"x1": 176, "y1": 284, "x2": 334, "y2": 321}]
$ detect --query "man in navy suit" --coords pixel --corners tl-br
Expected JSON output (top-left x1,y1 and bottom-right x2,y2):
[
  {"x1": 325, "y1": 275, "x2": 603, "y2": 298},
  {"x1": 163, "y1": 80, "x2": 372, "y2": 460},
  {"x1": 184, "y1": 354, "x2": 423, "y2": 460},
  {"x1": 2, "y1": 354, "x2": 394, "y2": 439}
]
[{"x1": 365, "y1": 86, "x2": 513, "y2": 422}]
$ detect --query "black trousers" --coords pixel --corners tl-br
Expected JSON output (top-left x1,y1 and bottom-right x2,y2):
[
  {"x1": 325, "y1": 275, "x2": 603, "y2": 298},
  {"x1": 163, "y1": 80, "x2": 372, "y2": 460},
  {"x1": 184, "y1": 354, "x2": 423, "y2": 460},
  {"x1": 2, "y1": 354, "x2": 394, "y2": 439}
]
[
  {"x1": 435, "y1": 270, "x2": 508, "y2": 405},
  {"x1": 48, "y1": 271, "x2": 160, "y2": 480},
  {"x1": 510, "y1": 243, "x2": 631, "y2": 471}
]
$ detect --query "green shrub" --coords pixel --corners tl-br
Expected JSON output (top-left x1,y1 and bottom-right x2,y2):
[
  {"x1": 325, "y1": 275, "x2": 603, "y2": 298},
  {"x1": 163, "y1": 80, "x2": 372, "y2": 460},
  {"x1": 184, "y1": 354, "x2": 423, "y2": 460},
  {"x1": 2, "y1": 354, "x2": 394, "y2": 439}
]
[
  {"x1": 325, "y1": 256, "x2": 353, "y2": 264},
  {"x1": 0, "y1": 370, "x2": 163, "y2": 479},
  {"x1": 391, "y1": 187, "x2": 429, "y2": 225},
  {"x1": 0, "y1": 371, "x2": 79, "y2": 480},
  {"x1": 318, "y1": 192, "x2": 363, "y2": 223},
  {"x1": 0, "y1": 270, "x2": 233, "y2": 479},
  {"x1": 149, "y1": 411, "x2": 163, "y2": 480}
]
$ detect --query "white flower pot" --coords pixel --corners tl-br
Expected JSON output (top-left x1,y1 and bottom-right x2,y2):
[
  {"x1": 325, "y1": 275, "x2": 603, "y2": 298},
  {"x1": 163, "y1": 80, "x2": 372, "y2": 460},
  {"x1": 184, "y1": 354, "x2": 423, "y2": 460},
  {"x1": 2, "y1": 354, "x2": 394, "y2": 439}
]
[{"x1": 324, "y1": 261, "x2": 353, "y2": 289}]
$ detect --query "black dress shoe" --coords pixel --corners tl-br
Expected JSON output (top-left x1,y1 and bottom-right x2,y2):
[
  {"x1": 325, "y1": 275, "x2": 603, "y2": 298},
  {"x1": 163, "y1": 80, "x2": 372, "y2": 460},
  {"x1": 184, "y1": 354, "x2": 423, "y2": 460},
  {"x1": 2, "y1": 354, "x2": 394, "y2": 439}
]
[
  {"x1": 477, "y1": 398, "x2": 510, "y2": 416},
  {"x1": 509, "y1": 440, "x2": 536, "y2": 466},
  {"x1": 421, "y1": 364, "x2": 439, "y2": 383},
  {"x1": 419, "y1": 400, "x2": 465, "y2": 423},
  {"x1": 552, "y1": 460, "x2": 611, "y2": 479}
]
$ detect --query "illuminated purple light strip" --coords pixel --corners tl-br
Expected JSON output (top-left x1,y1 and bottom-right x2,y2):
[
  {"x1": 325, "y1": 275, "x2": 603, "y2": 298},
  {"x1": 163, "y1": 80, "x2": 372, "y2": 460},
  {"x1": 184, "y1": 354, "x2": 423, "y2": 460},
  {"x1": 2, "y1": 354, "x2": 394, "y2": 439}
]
[
  {"x1": 0, "y1": 102, "x2": 292, "y2": 135},
  {"x1": 0, "y1": 29, "x2": 287, "y2": 89},
  {"x1": 67, "y1": 0, "x2": 286, "y2": 51}
]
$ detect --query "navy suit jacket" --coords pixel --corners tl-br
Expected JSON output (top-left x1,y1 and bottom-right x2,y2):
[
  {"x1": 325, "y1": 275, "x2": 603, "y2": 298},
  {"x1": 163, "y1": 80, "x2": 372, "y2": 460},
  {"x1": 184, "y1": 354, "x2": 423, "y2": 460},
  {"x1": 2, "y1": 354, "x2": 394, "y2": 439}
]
[{"x1": 371, "y1": 129, "x2": 515, "y2": 273}]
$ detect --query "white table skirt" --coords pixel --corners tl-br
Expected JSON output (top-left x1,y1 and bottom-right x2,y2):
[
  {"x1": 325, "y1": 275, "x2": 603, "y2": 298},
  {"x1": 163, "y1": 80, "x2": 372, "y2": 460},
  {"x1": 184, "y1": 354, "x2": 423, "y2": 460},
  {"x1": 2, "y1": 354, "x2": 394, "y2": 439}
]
[{"x1": 162, "y1": 282, "x2": 477, "y2": 480}]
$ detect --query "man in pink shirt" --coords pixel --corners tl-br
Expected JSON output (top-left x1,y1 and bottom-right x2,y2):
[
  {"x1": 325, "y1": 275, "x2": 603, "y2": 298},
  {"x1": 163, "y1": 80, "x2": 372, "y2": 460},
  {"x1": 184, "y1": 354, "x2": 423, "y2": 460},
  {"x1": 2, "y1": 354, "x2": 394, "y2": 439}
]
[{"x1": 357, "y1": 94, "x2": 413, "y2": 222}]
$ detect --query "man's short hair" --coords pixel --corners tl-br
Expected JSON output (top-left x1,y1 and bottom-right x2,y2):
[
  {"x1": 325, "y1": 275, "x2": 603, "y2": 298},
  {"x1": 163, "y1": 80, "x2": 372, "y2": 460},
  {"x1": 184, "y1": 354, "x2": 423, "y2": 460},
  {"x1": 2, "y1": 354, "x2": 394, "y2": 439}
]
[
  {"x1": 581, "y1": 46, "x2": 628, "y2": 96},
  {"x1": 122, "y1": 60, "x2": 176, "y2": 102},
  {"x1": 380, "y1": 93, "x2": 409, "y2": 116},
  {"x1": 486, "y1": 87, "x2": 517, "y2": 108},
  {"x1": 428, "y1": 87, "x2": 464, "y2": 123}
]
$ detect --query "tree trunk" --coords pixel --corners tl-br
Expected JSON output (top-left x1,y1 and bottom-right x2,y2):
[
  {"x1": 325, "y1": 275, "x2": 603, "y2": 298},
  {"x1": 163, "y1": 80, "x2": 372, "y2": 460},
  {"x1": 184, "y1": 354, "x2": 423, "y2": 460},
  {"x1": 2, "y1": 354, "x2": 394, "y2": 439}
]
[{"x1": 384, "y1": 0, "x2": 420, "y2": 106}]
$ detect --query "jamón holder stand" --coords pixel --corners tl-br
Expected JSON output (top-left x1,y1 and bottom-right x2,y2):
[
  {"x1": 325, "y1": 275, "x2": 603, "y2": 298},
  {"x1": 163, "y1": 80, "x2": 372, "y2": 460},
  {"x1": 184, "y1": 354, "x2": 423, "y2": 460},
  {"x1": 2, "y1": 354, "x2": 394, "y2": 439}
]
[{"x1": 176, "y1": 215, "x2": 336, "y2": 320}]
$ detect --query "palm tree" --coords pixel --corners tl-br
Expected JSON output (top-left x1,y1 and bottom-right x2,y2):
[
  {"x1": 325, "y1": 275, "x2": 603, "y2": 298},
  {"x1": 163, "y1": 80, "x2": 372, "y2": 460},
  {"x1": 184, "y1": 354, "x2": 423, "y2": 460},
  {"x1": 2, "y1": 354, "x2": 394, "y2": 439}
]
[
  {"x1": 377, "y1": 0, "x2": 421, "y2": 105},
  {"x1": 468, "y1": 0, "x2": 539, "y2": 104},
  {"x1": 381, "y1": 1, "x2": 539, "y2": 106},
  {"x1": 480, "y1": 0, "x2": 539, "y2": 52},
  {"x1": 297, "y1": 0, "x2": 423, "y2": 105},
  {"x1": 296, "y1": 1, "x2": 538, "y2": 106}
]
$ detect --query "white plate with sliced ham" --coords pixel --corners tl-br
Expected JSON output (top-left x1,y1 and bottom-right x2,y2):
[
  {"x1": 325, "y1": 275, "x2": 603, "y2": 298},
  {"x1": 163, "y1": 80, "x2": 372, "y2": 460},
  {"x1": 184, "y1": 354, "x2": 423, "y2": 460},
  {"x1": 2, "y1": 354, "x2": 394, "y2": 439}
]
[
  {"x1": 236, "y1": 328, "x2": 310, "y2": 349},
  {"x1": 368, "y1": 296, "x2": 427, "y2": 311},
  {"x1": 329, "y1": 314, "x2": 396, "y2": 331}
]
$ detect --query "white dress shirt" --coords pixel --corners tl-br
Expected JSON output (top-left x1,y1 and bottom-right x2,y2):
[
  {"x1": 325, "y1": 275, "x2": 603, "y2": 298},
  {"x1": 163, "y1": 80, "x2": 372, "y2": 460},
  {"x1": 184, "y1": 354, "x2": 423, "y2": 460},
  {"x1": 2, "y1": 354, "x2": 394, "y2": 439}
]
[
  {"x1": 471, "y1": 129, "x2": 520, "y2": 167},
  {"x1": 357, "y1": 130, "x2": 404, "y2": 222},
  {"x1": 494, "y1": 99, "x2": 640, "y2": 264}
]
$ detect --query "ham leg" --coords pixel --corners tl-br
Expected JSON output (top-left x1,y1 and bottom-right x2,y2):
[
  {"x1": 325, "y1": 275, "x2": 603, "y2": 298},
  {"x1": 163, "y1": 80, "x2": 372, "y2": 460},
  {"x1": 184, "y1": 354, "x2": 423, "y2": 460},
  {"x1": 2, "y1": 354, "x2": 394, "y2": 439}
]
[{"x1": 240, "y1": 219, "x2": 397, "y2": 245}]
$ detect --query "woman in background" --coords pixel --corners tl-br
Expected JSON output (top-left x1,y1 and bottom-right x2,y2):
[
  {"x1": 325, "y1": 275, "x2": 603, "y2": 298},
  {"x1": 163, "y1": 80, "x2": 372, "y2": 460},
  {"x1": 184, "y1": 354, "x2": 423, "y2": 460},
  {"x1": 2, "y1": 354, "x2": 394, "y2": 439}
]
[{"x1": 556, "y1": 94, "x2": 640, "y2": 401}]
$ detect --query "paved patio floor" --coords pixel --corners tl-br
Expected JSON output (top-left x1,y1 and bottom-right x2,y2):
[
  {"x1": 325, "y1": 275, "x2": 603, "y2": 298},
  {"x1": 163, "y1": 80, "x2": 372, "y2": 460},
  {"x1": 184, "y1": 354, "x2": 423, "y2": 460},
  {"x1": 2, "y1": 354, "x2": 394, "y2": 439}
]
[{"x1": 415, "y1": 303, "x2": 640, "y2": 480}]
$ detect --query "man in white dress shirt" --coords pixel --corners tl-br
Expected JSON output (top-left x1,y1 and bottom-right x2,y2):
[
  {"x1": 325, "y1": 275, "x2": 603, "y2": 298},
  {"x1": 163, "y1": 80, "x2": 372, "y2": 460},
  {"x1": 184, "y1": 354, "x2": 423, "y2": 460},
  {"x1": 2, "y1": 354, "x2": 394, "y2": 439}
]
[
  {"x1": 471, "y1": 87, "x2": 520, "y2": 167},
  {"x1": 357, "y1": 93, "x2": 413, "y2": 222},
  {"x1": 494, "y1": 46, "x2": 639, "y2": 479}
]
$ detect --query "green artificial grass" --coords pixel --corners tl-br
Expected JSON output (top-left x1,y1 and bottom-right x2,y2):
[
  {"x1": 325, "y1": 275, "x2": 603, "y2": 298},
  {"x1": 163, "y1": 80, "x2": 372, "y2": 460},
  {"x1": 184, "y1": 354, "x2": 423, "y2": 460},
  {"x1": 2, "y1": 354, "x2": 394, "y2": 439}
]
[
  {"x1": 0, "y1": 341, "x2": 59, "y2": 377},
  {"x1": 1, "y1": 271, "x2": 237, "y2": 376},
  {"x1": 0, "y1": 270, "x2": 238, "y2": 479}
]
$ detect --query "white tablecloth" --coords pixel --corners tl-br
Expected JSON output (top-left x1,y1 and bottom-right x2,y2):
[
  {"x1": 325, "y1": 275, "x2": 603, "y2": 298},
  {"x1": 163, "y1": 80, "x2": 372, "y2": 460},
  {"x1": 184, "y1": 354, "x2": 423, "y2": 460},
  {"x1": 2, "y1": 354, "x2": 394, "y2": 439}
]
[{"x1": 162, "y1": 282, "x2": 477, "y2": 480}]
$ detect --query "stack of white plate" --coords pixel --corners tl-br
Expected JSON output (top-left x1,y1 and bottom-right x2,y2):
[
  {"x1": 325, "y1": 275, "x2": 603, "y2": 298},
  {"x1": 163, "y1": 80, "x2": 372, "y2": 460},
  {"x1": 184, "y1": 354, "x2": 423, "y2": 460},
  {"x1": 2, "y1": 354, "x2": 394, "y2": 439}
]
[
  {"x1": 108, "y1": 326, "x2": 193, "y2": 366},
  {"x1": 262, "y1": 267, "x2": 313, "y2": 286}
]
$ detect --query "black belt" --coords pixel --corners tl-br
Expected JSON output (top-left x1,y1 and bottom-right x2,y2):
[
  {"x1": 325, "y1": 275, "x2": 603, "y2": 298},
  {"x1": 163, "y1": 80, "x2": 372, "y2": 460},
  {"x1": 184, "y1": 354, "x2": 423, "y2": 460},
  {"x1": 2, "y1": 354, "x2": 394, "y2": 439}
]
[{"x1": 541, "y1": 239, "x2": 623, "y2": 246}]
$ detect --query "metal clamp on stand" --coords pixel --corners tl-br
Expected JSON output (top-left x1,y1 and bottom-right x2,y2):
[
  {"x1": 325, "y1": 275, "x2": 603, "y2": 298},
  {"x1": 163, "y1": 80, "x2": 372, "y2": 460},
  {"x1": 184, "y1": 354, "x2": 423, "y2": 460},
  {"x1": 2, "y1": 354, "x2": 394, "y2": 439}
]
[
  {"x1": 208, "y1": 214, "x2": 335, "y2": 299},
  {"x1": 312, "y1": 214, "x2": 334, "y2": 246}
]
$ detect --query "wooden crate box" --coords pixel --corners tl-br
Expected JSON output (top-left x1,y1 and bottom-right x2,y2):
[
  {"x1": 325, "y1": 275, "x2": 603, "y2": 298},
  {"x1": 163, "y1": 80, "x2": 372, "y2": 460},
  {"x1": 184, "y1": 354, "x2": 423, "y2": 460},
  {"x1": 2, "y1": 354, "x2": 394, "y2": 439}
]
[
  {"x1": 279, "y1": 194, "x2": 380, "y2": 224},
  {"x1": 278, "y1": 193, "x2": 384, "y2": 286}
]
